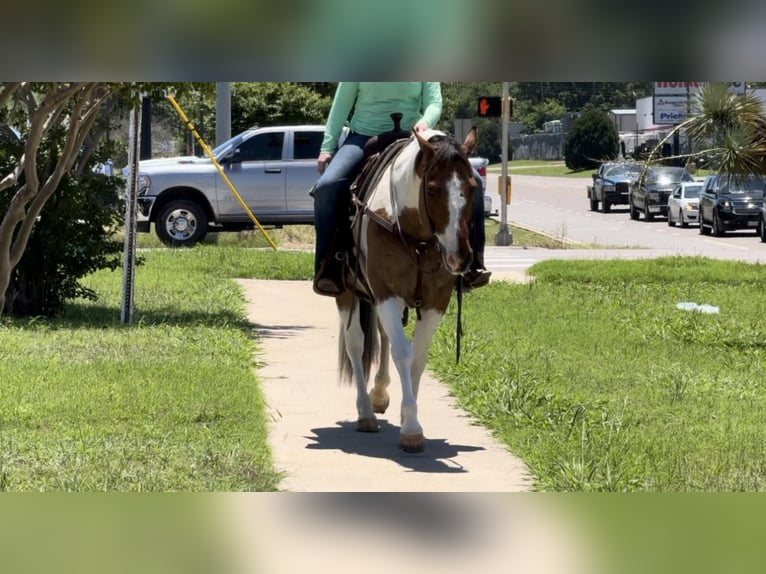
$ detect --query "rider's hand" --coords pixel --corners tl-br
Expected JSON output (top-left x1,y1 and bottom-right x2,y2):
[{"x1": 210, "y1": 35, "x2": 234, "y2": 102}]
[
  {"x1": 317, "y1": 152, "x2": 333, "y2": 175},
  {"x1": 414, "y1": 121, "x2": 429, "y2": 133}
]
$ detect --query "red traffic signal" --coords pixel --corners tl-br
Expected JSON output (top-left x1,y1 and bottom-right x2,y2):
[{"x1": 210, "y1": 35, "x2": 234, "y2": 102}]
[{"x1": 477, "y1": 96, "x2": 502, "y2": 117}]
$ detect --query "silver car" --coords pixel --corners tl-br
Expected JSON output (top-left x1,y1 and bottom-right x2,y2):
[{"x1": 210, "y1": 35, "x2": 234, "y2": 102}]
[
  {"x1": 667, "y1": 181, "x2": 703, "y2": 227},
  {"x1": 469, "y1": 156, "x2": 492, "y2": 216}
]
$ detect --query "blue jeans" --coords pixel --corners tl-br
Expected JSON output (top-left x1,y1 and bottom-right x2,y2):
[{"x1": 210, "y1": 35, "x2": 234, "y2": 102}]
[
  {"x1": 312, "y1": 133, "x2": 487, "y2": 273},
  {"x1": 313, "y1": 133, "x2": 372, "y2": 273}
]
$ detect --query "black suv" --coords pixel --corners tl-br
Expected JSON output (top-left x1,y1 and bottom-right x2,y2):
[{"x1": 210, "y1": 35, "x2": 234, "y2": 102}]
[
  {"x1": 699, "y1": 174, "x2": 765, "y2": 236},
  {"x1": 629, "y1": 166, "x2": 694, "y2": 221}
]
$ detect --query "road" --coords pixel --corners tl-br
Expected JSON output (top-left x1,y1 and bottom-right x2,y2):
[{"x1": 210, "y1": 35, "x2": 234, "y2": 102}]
[{"x1": 484, "y1": 174, "x2": 766, "y2": 274}]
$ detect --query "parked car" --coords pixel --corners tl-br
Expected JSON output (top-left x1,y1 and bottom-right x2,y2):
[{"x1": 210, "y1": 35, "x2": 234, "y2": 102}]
[
  {"x1": 699, "y1": 174, "x2": 765, "y2": 236},
  {"x1": 630, "y1": 165, "x2": 695, "y2": 221},
  {"x1": 469, "y1": 156, "x2": 493, "y2": 217},
  {"x1": 586, "y1": 161, "x2": 642, "y2": 213},
  {"x1": 667, "y1": 181, "x2": 703, "y2": 227},
  {"x1": 130, "y1": 125, "x2": 343, "y2": 246}
]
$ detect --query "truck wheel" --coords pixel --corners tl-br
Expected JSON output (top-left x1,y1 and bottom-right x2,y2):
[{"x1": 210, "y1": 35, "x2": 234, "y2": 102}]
[
  {"x1": 644, "y1": 204, "x2": 654, "y2": 221},
  {"x1": 155, "y1": 200, "x2": 208, "y2": 247},
  {"x1": 629, "y1": 199, "x2": 639, "y2": 220},
  {"x1": 712, "y1": 213, "x2": 725, "y2": 237},
  {"x1": 760, "y1": 217, "x2": 766, "y2": 242},
  {"x1": 667, "y1": 209, "x2": 676, "y2": 227},
  {"x1": 601, "y1": 200, "x2": 611, "y2": 213},
  {"x1": 589, "y1": 197, "x2": 598, "y2": 211},
  {"x1": 699, "y1": 215, "x2": 710, "y2": 235}
]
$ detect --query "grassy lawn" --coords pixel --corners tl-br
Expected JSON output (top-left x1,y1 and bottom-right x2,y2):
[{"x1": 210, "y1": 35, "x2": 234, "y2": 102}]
[
  {"x1": 6, "y1": 225, "x2": 766, "y2": 491},
  {"x1": 489, "y1": 159, "x2": 593, "y2": 178},
  {"x1": 0, "y1": 246, "x2": 315, "y2": 491},
  {"x1": 429, "y1": 256, "x2": 766, "y2": 491}
]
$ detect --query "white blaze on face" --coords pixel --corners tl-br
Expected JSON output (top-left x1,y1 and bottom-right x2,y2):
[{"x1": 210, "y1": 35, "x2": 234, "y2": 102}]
[{"x1": 436, "y1": 171, "x2": 466, "y2": 271}]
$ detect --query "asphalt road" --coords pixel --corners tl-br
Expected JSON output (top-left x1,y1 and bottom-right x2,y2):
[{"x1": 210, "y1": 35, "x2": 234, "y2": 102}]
[{"x1": 484, "y1": 174, "x2": 766, "y2": 270}]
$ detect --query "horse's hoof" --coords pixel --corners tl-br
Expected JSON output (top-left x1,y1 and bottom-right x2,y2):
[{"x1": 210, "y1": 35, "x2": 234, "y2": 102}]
[
  {"x1": 356, "y1": 417, "x2": 380, "y2": 433},
  {"x1": 370, "y1": 392, "x2": 389, "y2": 414},
  {"x1": 399, "y1": 433, "x2": 425, "y2": 453}
]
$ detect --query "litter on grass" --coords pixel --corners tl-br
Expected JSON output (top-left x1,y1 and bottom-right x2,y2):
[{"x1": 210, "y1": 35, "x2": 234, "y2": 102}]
[{"x1": 676, "y1": 302, "x2": 720, "y2": 314}]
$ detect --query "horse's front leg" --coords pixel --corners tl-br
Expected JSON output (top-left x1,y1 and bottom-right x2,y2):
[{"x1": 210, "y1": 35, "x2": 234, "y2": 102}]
[
  {"x1": 370, "y1": 323, "x2": 391, "y2": 414},
  {"x1": 376, "y1": 298, "x2": 423, "y2": 453},
  {"x1": 338, "y1": 301, "x2": 378, "y2": 433},
  {"x1": 411, "y1": 309, "x2": 443, "y2": 400}
]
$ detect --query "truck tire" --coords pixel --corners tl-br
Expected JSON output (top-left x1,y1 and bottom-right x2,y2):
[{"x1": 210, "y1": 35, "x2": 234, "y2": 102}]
[
  {"x1": 155, "y1": 200, "x2": 208, "y2": 247},
  {"x1": 760, "y1": 216, "x2": 766, "y2": 242},
  {"x1": 712, "y1": 213, "x2": 725, "y2": 237},
  {"x1": 629, "y1": 198, "x2": 639, "y2": 220},
  {"x1": 601, "y1": 199, "x2": 611, "y2": 213},
  {"x1": 644, "y1": 203, "x2": 654, "y2": 221},
  {"x1": 589, "y1": 197, "x2": 598, "y2": 211}
]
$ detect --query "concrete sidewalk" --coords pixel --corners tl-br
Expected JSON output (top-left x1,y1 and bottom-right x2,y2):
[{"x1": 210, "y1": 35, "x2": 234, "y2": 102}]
[{"x1": 239, "y1": 278, "x2": 532, "y2": 492}]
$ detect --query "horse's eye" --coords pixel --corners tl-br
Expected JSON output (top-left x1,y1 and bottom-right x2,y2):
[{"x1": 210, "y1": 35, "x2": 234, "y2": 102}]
[{"x1": 426, "y1": 183, "x2": 439, "y2": 197}]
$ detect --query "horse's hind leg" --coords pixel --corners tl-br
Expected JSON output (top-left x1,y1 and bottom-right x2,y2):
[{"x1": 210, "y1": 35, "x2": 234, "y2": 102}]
[
  {"x1": 338, "y1": 300, "x2": 379, "y2": 433},
  {"x1": 370, "y1": 323, "x2": 391, "y2": 414}
]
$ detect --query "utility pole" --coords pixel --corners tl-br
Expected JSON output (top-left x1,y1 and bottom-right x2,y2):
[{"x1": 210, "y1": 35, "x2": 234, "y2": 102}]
[
  {"x1": 216, "y1": 82, "x2": 232, "y2": 145},
  {"x1": 495, "y1": 81, "x2": 513, "y2": 246}
]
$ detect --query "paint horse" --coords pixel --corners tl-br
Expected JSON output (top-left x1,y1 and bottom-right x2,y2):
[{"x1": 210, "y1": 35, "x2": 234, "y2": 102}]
[{"x1": 336, "y1": 127, "x2": 479, "y2": 453}]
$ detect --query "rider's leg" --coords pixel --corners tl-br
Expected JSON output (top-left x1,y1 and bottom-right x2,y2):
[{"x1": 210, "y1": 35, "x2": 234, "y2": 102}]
[
  {"x1": 312, "y1": 134, "x2": 369, "y2": 296},
  {"x1": 463, "y1": 173, "x2": 492, "y2": 290}
]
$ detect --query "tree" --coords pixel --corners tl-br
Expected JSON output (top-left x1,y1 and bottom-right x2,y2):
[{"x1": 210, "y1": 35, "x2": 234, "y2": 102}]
[
  {"x1": 564, "y1": 108, "x2": 619, "y2": 171},
  {"x1": 0, "y1": 82, "x2": 200, "y2": 316},
  {"x1": 650, "y1": 83, "x2": 766, "y2": 176},
  {"x1": 230, "y1": 82, "x2": 332, "y2": 134}
]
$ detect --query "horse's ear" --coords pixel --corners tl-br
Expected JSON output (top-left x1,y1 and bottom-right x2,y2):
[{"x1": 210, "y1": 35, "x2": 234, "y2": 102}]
[
  {"x1": 462, "y1": 127, "x2": 478, "y2": 156},
  {"x1": 413, "y1": 128, "x2": 436, "y2": 159}
]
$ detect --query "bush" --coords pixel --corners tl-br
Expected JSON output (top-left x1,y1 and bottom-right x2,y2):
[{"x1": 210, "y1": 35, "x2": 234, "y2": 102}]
[
  {"x1": 0, "y1": 129, "x2": 125, "y2": 317},
  {"x1": 564, "y1": 108, "x2": 619, "y2": 171}
]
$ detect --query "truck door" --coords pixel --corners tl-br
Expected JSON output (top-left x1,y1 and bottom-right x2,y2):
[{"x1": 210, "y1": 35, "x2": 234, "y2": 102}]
[
  {"x1": 218, "y1": 130, "x2": 287, "y2": 220},
  {"x1": 285, "y1": 129, "x2": 324, "y2": 218}
]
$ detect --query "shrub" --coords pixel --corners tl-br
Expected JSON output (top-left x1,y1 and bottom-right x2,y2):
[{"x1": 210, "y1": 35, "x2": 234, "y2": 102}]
[
  {"x1": 0, "y1": 128, "x2": 124, "y2": 317},
  {"x1": 564, "y1": 108, "x2": 619, "y2": 171}
]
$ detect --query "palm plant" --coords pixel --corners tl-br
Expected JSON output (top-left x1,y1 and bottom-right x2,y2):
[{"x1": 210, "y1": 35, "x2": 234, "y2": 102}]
[{"x1": 647, "y1": 83, "x2": 766, "y2": 178}]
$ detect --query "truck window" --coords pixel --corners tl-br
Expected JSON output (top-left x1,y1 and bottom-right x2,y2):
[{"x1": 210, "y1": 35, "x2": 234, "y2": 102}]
[
  {"x1": 235, "y1": 132, "x2": 284, "y2": 162},
  {"x1": 294, "y1": 131, "x2": 324, "y2": 160}
]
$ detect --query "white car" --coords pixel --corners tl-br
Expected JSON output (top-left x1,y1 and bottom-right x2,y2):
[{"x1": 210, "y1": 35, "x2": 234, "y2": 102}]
[
  {"x1": 469, "y1": 156, "x2": 492, "y2": 217},
  {"x1": 667, "y1": 181, "x2": 703, "y2": 227}
]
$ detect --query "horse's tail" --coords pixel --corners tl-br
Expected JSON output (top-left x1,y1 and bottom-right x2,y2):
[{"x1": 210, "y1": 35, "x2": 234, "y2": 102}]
[{"x1": 338, "y1": 299, "x2": 380, "y2": 385}]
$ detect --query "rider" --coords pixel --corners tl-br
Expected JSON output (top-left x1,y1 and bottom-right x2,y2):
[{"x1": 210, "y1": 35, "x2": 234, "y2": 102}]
[{"x1": 312, "y1": 82, "x2": 491, "y2": 297}]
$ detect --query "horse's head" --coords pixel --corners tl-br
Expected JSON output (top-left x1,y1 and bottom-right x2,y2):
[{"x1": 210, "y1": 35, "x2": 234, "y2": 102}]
[{"x1": 413, "y1": 128, "x2": 479, "y2": 275}]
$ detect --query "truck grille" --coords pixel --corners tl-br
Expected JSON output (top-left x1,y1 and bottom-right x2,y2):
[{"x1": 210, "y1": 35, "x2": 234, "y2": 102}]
[{"x1": 732, "y1": 199, "x2": 763, "y2": 215}]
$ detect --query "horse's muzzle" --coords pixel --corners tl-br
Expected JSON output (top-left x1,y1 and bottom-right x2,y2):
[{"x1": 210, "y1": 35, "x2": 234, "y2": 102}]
[{"x1": 443, "y1": 250, "x2": 473, "y2": 275}]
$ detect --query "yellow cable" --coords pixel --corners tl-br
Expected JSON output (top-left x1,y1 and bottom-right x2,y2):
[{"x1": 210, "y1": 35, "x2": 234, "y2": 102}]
[{"x1": 166, "y1": 93, "x2": 278, "y2": 251}]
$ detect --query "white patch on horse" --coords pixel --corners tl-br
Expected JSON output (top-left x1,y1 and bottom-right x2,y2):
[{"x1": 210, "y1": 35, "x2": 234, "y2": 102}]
[{"x1": 435, "y1": 172, "x2": 466, "y2": 269}]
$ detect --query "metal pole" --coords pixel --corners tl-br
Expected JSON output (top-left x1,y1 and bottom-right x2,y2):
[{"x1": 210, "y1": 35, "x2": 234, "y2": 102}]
[
  {"x1": 121, "y1": 94, "x2": 142, "y2": 325},
  {"x1": 495, "y1": 81, "x2": 512, "y2": 246},
  {"x1": 216, "y1": 82, "x2": 232, "y2": 145}
]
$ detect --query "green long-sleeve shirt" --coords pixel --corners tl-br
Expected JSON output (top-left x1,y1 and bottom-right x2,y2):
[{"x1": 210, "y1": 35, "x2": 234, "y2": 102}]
[{"x1": 320, "y1": 82, "x2": 442, "y2": 154}]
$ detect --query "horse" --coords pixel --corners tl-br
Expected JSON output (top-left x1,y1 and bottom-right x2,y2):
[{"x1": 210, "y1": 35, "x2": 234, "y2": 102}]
[{"x1": 335, "y1": 127, "x2": 479, "y2": 453}]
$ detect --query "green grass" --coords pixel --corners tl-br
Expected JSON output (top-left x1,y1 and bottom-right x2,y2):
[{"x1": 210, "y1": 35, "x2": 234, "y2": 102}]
[
  {"x1": 7, "y1": 235, "x2": 766, "y2": 492},
  {"x1": 429, "y1": 256, "x2": 766, "y2": 491},
  {"x1": 0, "y1": 246, "x2": 316, "y2": 491},
  {"x1": 489, "y1": 159, "x2": 593, "y2": 177}
]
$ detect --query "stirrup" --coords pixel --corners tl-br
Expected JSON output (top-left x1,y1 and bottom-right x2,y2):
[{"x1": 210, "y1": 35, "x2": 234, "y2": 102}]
[
  {"x1": 462, "y1": 269, "x2": 492, "y2": 291},
  {"x1": 313, "y1": 252, "x2": 346, "y2": 297}
]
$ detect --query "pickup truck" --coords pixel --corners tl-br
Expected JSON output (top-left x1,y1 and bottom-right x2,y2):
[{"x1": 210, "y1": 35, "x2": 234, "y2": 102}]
[
  {"x1": 629, "y1": 165, "x2": 695, "y2": 221},
  {"x1": 132, "y1": 125, "x2": 331, "y2": 246},
  {"x1": 587, "y1": 161, "x2": 642, "y2": 213}
]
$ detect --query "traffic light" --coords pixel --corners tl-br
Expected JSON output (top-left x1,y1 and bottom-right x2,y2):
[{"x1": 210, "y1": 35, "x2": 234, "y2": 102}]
[
  {"x1": 477, "y1": 96, "x2": 502, "y2": 117},
  {"x1": 477, "y1": 96, "x2": 512, "y2": 118}
]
